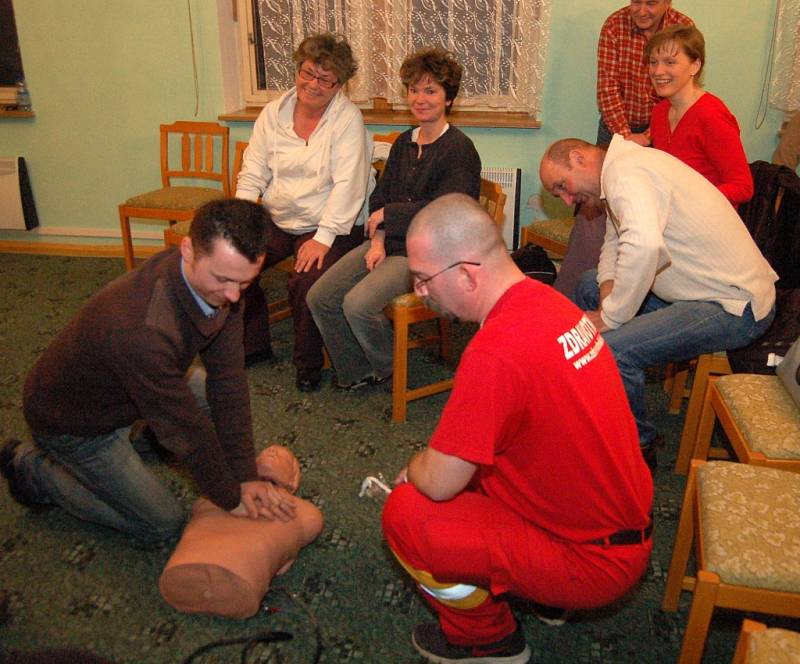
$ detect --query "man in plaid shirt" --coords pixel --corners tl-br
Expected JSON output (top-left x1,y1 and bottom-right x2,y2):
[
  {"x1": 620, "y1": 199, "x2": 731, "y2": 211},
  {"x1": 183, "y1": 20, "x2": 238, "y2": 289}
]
[{"x1": 596, "y1": 0, "x2": 693, "y2": 146}]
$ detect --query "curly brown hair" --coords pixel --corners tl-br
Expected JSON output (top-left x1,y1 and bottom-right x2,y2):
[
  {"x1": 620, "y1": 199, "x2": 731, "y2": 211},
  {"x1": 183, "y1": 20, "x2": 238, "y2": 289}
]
[
  {"x1": 293, "y1": 33, "x2": 358, "y2": 84},
  {"x1": 399, "y1": 47, "x2": 463, "y2": 112}
]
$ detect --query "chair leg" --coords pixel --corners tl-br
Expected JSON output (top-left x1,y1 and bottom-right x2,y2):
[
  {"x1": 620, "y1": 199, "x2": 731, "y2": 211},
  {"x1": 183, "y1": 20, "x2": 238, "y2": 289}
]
[
  {"x1": 690, "y1": 380, "x2": 719, "y2": 465},
  {"x1": 677, "y1": 570, "x2": 720, "y2": 664},
  {"x1": 675, "y1": 354, "x2": 715, "y2": 474},
  {"x1": 662, "y1": 463, "x2": 699, "y2": 612},
  {"x1": 668, "y1": 366, "x2": 690, "y2": 414},
  {"x1": 732, "y1": 620, "x2": 767, "y2": 664},
  {"x1": 267, "y1": 297, "x2": 292, "y2": 324},
  {"x1": 119, "y1": 208, "x2": 135, "y2": 271},
  {"x1": 391, "y1": 310, "x2": 410, "y2": 423}
]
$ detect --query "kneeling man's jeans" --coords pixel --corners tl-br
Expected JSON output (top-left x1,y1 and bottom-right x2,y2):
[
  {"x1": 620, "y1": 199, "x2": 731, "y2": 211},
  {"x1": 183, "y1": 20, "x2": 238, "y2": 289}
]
[
  {"x1": 15, "y1": 366, "x2": 210, "y2": 543},
  {"x1": 575, "y1": 270, "x2": 776, "y2": 446}
]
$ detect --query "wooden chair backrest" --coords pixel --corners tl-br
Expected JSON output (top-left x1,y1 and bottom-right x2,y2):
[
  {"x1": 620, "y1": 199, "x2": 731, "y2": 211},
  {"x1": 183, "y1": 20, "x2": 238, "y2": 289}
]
[
  {"x1": 372, "y1": 131, "x2": 402, "y2": 180},
  {"x1": 232, "y1": 140, "x2": 249, "y2": 193},
  {"x1": 160, "y1": 121, "x2": 230, "y2": 196},
  {"x1": 479, "y1": 178, "x2": 507, "y2": 230}
]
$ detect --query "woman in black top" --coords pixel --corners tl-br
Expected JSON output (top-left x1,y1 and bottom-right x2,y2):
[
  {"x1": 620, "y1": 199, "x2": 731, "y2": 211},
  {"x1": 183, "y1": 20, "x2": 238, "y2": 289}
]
[{"x1": 307, "y1": 47, "x2": 481, "y2": 390}]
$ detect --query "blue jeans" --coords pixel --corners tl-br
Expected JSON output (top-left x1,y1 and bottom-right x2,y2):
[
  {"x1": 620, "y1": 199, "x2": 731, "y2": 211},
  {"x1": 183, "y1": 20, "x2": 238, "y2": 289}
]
[
  {"x1": 307, "y1": 240, "x2": 410, "y2": 386},
  {"x1": 14, "y1": 366, "x2": 210, "y2": 543},
  {"x1": 575, "y1": 270, "x2": 776, "y2": 445}
]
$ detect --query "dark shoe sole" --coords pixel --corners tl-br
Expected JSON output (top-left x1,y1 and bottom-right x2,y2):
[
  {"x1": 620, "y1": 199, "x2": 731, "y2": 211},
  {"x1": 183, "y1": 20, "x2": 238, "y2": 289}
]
[
  {"x1": 0, "y1": 439, "x2": 52, "y2": 511},
  {"x1": 296, "y1": 370, "x2": 322, "y2": 392},
  {"x1": 412, "y1": 623, "x2": 531, "y2": 664},
  {"x1": 334, "y1": 373, "x2": 393, "y2": 392}
]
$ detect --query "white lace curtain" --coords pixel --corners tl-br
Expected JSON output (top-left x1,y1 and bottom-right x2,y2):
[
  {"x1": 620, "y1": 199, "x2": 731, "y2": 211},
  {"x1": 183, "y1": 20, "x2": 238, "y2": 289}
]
[
  {"x1": 255, "y1": 0, "x2": 552, "y2": 115},
  {"x1": 770, "y1": 0, "x2": 800, "y2": 112}
]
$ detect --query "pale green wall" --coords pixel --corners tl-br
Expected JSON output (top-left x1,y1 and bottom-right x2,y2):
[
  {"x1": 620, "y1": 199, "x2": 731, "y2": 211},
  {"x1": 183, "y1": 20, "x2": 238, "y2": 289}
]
[{"x1": 0, "y1": 0, "x2": 785, "y2": 246}]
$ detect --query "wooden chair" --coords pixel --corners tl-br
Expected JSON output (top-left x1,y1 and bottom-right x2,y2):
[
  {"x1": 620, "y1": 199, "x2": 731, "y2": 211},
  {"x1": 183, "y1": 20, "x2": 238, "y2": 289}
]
[
  {"x1": 663, "y1": 460, "x2": 800, "y2": 664},
  {"x1": 685, "y1": 373, "x2": 800, "y2": 472},
  {"x1": 732, "y1": 619, "x2": 800, "y2": 663},
  {"x1": 119, "y1": 121, "x2": 230, "y2": 270},
  {"x1": 520, "y1": 217, "x2": 574, "y2": 259},
  {"x1": 672, "y1": 352, "x2": 733, "y2": 473},
  {"x1": 371, "y1": 131, "x2": 401, "y2": 180},
  {"x1": 385, "y1": 179, "x2": 506, "y2": 422}
]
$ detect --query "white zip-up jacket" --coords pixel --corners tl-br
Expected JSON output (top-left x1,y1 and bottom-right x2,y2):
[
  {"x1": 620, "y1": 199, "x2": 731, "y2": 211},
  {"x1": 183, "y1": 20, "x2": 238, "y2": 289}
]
[
  {"x1": 236, "y1": 88, "x2": 371, "y2": 247},
  {"x1": 598, "y1": 135, "x2": 777, "y2": 329}
]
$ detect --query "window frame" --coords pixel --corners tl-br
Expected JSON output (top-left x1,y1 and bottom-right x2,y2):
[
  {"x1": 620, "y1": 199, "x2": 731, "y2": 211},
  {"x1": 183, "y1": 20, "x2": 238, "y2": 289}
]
[
  {"x1": 0, "y1": 0, "x2": 25, "y2": 107},
  {"x1": 231, "y1": 0, "x2": 547, "y2": 122},
  {"x1": 237, "y1": 0, "x2": 300, "y2": 107}
]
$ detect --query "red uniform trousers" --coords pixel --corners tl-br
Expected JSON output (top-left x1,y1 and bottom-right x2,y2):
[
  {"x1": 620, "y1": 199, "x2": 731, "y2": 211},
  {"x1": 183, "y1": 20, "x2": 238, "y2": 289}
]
[{"x1": 382, "y1": 483, "x2": 652, "y2": 646}]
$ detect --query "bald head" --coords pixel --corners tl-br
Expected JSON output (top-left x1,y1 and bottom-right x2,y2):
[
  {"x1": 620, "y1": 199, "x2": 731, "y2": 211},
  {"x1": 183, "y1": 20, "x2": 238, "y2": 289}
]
[
  {"x1": 407, "y1": 193, "x2": 505, "y2": 265},
  {"x1": 539, "y1": 138, "x2": 604, "y2": 207},
  {"x1": 542, "y1": 138, "x2": 595, "y2": 168},
  {"x1": 407, "y1": 194, "x2": 523, "y2": 323}
]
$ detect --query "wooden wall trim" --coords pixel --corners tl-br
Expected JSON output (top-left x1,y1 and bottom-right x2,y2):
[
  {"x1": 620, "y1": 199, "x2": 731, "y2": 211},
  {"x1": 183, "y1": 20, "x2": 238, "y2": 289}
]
[{"x1": 0, "y1": 241, "x2": 162, "y2": 259}]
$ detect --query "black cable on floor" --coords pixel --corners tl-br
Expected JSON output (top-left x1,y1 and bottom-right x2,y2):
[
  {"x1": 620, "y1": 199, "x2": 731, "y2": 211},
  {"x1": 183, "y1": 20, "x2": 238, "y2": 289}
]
[
  {"x1": 179, "y1": 586, "x2": 323, "y2": 664},
  {"x1": 181, "y1": 631, "x2": 292, "y2": 664}
]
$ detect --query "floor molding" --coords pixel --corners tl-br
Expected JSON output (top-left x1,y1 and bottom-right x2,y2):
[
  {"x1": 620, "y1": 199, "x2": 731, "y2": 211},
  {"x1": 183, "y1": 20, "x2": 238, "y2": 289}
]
[{"x1": 0, "y1": 241, "x2": 162, "y2": 259}]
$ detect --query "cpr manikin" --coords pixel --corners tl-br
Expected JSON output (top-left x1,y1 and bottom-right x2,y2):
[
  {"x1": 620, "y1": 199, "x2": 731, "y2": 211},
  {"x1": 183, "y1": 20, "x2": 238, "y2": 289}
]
[{"x1": 159, "y1": 445, "x2": 323, "y2": 618}]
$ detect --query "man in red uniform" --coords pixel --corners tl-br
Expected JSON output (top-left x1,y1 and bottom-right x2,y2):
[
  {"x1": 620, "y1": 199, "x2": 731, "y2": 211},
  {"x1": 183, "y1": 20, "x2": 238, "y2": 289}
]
[
  {"x1": 382, "y1": 194, "x2": 653, "y2": 663},
  {"x1": 597, "y1": 0, "x2": 692, "y2": 145}
]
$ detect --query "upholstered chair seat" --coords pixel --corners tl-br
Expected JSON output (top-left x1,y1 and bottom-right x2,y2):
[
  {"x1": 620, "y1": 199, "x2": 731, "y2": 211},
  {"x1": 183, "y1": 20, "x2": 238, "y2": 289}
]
[
  {"x1": 663, "y1": 460, "x2": 800, "y2": 663},
  {"x1": 698, "y1": 461, "x2": 800, "y2": 590},
  {"x1": 521, "y1": 217, "x2": 574, "y2": 258},
  {"x1": 714, "y1": 374, "x2": 800, "y2": 460},
  {"x1": 124, "y1": 187, "x2": 225, "y2": 211}
]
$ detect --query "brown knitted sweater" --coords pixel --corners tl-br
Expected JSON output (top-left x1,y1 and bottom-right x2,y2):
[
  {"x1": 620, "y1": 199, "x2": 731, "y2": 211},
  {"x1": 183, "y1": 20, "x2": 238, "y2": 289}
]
[{"x1": 23, "y1": 249, "x2": 258, "y2": 510}]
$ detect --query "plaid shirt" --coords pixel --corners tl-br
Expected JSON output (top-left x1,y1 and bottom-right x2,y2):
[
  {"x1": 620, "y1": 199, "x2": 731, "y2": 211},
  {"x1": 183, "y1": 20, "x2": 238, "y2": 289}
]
[{"x1": 597, "y1": 6, "x2": 693, "y2": 136}]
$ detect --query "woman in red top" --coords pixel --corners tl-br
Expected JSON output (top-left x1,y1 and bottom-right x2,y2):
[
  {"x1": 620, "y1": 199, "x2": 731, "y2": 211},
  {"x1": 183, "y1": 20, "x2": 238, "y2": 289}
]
[{"x1": 646, "y1": 25, "x2": 753, "y2": 206}]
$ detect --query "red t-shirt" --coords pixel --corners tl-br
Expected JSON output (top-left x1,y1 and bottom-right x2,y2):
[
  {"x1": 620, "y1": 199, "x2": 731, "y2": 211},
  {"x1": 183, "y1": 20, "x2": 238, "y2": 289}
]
[
  {"x1": 650, "y1": 93, "x2": 753, "y2": 206},
  {"x1": 430, "y1": 279, "x2": 652, "y2": 542}
]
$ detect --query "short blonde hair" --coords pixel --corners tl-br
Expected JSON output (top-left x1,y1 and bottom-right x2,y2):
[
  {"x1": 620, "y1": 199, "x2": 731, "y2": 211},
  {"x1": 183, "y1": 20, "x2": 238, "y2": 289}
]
[{"x1": 645, "y1": 25, "x2": 705, "y2": 81}]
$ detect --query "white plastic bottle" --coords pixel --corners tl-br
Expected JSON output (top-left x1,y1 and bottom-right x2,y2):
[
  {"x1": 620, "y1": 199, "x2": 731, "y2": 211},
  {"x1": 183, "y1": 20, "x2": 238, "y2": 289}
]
[{"x1": 16, "y1": 80, "x2": 31, "y2": 111}]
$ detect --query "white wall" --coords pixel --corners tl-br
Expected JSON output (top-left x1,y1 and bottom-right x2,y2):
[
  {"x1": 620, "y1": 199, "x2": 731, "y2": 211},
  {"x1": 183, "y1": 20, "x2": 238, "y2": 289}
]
[{"x1": 0, "y1": 0, "x2": 785, "y2": 247}]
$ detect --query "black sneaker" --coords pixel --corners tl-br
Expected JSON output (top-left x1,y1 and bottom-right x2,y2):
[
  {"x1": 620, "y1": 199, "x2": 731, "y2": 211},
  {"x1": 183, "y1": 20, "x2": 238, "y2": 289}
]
[
  {"x1": 333, "y1": 375, "x2": 372, "y2": 391},
  {"x1": 333, "y1": 373, "x2": 392, "y2": 392},
  {"x1": 296, "y1": 368, "x2": 322, "y2": 392},
  {"x1": 0, "y1": 439, "x2": 50, "y2": 511},
  {"x1": 532, "y1": 603, "x2": 572, "y2": 626},
  {"x1": 412, "y1": 623, "x2": 530, "y2": 663}
]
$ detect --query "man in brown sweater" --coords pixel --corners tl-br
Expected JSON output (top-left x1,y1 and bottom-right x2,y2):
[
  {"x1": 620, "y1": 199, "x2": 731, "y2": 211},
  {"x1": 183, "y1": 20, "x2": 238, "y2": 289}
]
[{"x1": 1, "y1": 199, "x2": 296, "y2": 544}]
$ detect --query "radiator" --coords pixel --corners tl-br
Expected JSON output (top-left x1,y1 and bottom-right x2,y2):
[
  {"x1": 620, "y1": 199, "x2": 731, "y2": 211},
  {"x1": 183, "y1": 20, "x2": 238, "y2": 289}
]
[
  {"x1": 0, "y1": 156, "x2": 39, "y2": 230},
  {"x1": 480, "y1": 167, "x2": 521, "y2": 250}
]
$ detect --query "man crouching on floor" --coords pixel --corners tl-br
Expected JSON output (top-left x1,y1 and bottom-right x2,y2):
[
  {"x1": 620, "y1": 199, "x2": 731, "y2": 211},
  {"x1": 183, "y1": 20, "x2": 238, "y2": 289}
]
[{"x1": 382, "y1": 193, "x2": 653, "y2": 664}]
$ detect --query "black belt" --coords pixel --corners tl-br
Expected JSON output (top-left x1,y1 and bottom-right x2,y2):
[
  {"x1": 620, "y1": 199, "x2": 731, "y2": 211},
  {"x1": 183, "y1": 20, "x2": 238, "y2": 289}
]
[{"x1": 586, "y1": 519, "x2": 653, "y2": 547}]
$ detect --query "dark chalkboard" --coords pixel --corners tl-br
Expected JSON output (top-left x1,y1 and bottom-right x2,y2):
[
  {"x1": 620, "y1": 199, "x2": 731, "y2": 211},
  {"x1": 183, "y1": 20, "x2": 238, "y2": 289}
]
[{"x1": 0, "y1": 0, "x2": 25, "y2": 86}]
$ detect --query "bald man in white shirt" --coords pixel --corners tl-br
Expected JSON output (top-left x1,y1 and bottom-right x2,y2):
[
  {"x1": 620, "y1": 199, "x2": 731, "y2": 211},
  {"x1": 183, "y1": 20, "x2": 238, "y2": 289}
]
[{"x1": 540, "y1": 136, "x2": 778, "y2": 470}]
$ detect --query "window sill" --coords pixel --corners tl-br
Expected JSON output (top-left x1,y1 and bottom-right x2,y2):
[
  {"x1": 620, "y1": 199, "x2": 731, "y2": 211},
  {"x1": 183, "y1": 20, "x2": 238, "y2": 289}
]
[
  {"x1": 0, "y1": 109, "x2": 35, "y2": 119},
  {"x1": 219, "y1": 107, "x2": 539, "y2": 129}
]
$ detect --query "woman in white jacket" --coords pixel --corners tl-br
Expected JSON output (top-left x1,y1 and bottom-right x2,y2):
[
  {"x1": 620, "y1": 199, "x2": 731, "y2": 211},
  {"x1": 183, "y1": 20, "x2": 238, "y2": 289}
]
[{"x1": 236, "y1": 33, "x2": 371, "y2": 391}]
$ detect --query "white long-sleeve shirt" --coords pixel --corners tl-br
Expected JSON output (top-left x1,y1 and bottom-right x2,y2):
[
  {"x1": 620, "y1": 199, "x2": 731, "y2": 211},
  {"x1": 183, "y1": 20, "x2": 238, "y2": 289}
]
[
  {"x1": 598, "y1": 136, "x2": 777, "y2": 329},
  {"x1": 236, "y1": 88, "x2": 371, "y2": 247}
]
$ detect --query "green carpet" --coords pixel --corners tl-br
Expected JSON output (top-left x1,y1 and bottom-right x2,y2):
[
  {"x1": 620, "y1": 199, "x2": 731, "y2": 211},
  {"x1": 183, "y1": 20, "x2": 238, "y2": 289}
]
[{"x1": 0, "y1": 253, "x2": 794, "y2": 663}]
